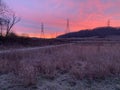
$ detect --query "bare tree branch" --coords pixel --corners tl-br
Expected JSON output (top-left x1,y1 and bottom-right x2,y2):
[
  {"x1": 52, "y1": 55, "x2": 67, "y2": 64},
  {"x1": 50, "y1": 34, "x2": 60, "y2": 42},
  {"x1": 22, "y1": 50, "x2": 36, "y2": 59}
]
[
  {"x1": 5, "y1": 13, "x2": 21, "y2": 37},
  {"x1": 0, "y1": 0, "x2": 21, "y2": 37}
]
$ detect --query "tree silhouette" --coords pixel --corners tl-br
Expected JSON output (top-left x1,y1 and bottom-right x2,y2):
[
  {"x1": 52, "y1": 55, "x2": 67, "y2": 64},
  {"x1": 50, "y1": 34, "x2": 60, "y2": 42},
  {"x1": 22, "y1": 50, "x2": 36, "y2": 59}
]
[
  {"x1": 0, "y1": 0, "x2": 20, "y2": 37},
  {"x1": 5, "y1": 13, "x2": 20, "y2": 37}
]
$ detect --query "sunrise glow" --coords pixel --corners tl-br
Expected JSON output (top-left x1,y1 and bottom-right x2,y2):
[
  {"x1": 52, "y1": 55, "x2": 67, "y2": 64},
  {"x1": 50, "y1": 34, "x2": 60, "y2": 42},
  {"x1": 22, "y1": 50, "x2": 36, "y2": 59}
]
[{"x1": 4, "y1": 0, "x2": 120, "y2": 38}]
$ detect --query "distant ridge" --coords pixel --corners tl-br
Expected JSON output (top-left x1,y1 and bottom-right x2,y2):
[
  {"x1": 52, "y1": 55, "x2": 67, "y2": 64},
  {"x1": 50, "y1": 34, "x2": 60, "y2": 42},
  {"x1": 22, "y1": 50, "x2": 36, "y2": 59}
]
[{"x1": 57, "y1": 27, "x2": 120, "y2": 38}]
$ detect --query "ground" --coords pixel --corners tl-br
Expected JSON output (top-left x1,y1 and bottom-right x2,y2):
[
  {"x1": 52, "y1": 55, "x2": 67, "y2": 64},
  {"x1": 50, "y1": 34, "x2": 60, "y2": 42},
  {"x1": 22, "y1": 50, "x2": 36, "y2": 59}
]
[
  {"x1": 0, "y1": 40, "x2": 120, "y2": 90},
  {"x1": 0, "y1": 73, "x2": 120, "y2": 90}
]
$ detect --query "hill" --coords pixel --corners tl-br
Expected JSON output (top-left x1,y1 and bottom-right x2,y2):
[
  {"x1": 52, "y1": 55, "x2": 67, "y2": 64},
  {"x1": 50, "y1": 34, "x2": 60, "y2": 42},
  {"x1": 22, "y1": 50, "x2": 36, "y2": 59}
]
[{"x1": 57, "y1": 27, "x2": 120, "y2": 38}]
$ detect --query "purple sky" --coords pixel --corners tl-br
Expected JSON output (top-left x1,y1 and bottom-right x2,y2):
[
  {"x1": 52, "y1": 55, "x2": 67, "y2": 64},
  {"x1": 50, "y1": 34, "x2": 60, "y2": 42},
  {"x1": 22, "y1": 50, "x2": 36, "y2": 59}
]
[{"x1": 4, "y1": 0, "x2": 120, "y2": 38}]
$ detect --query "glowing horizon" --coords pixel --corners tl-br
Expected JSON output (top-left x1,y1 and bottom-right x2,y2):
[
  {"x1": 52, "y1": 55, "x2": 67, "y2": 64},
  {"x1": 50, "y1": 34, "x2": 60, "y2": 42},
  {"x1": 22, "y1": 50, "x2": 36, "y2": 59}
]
[{"x1": 4, "y1": 0, "x2": 120, "y2": 38}]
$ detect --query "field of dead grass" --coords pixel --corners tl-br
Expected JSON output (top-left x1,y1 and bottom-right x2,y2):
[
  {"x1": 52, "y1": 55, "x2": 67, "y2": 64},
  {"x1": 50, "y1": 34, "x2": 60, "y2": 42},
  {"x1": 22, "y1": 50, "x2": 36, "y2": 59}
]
[{"x1": 0, "y1": 42, "x2": 120, "y2": 89}]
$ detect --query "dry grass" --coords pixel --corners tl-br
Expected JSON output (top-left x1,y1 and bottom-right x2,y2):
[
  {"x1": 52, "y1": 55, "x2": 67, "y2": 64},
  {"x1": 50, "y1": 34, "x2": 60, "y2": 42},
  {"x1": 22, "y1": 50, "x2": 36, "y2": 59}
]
[{"x1": 0, "y1": 42, "x2": 120, "y2": 86}]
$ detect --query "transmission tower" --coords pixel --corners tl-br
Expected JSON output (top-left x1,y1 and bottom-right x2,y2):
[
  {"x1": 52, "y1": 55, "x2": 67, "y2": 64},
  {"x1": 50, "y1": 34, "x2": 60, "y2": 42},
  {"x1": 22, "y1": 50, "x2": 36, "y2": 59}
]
[
  {"x1": 66, "y1": 18, "x2": 70, "y2": 33},
  {"x1": 107, "y1": 19, "x2": 110, "y2": 27},
  {"x1": 40, "y1": 22, "x2": 45, "y2": 38},
  {"x1": 55, "y1": 32, "x2": 58, "y2": 38}
]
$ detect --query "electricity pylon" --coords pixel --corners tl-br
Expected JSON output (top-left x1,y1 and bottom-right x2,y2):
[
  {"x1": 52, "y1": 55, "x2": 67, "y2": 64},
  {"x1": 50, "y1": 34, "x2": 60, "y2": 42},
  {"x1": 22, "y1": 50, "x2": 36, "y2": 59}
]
[
  {"x1": 66, "y1": 18, "x2": 70, "y2": 33},
  {"x1": 107, "y1": 19, "x2": 110, "y2": 27},
  {"x1": 40, "y1": 22, "x2": 45, "y2": 38}
]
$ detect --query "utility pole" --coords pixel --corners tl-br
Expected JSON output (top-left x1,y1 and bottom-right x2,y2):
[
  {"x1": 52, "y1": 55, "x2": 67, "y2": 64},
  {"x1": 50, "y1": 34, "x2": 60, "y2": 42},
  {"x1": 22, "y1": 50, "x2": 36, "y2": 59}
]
[
  {"x1": 66, "y1": 18, "x2": 70, "y2": 33},
  {"x1": 40, "y1": 22, "x2": 45, "y2": 38}
]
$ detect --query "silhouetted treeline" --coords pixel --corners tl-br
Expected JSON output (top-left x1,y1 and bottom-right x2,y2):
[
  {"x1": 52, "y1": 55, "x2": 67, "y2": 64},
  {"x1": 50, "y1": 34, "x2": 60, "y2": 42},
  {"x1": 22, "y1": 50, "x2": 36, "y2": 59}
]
[
  {"x1": 57, "y1": 27, "x2": 120, "y2": 38},
  {"x1": 0, "y1": 34, "x2": 71, "y2": 47}
]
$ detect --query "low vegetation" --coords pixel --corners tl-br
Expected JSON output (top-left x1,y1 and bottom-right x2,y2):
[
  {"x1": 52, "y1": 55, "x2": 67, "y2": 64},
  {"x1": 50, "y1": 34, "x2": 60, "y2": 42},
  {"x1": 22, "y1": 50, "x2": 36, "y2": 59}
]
[
  {"x1": 0, "y1": 42, "x2": 120, "y2": 88},
  {"x1": 0, "y1": 35, "x2": 71, "y2": 50}
]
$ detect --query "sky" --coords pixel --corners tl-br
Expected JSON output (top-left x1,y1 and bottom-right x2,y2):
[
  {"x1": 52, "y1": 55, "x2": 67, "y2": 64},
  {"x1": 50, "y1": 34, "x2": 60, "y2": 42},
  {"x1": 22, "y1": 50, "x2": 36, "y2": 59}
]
[{"x1": 4, "y1": 0, "x2": 120, "y2": 38}]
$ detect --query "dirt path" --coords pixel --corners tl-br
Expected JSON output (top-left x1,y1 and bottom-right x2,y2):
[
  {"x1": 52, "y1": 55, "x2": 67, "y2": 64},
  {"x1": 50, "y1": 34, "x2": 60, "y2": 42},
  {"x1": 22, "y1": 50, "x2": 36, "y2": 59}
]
[{"x1": 0, "y1": 43, "x2": 74, "y2": 54}]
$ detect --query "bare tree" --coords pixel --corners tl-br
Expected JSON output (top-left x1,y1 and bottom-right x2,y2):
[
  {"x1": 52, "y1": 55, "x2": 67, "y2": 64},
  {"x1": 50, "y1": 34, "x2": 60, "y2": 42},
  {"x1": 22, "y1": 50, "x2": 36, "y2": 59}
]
[
  {"x1": 0, "y1": 0, "x2": 21, "y2": 37},
  {"x1": 0, "y1": 18, "x2": 6, "y2": 36},
  {"x1": 5, "y1": 13, "x2": 20, "y2": 37},
  {"x1": 0, "y1": 0, "x2": 7, "y2": 37},
  {"x1": 0, "y1": 0, "x2": 6, "y2": 15},
  {"x1": 0, "y1": 0, "x2": 8, "y2": 36}
]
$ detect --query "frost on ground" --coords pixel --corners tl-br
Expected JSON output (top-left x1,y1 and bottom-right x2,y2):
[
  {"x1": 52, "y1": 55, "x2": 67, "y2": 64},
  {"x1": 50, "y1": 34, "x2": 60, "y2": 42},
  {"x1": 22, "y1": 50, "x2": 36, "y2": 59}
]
[{"x1": 0, "y1": 73, "x2": 120, "y2": 90}]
